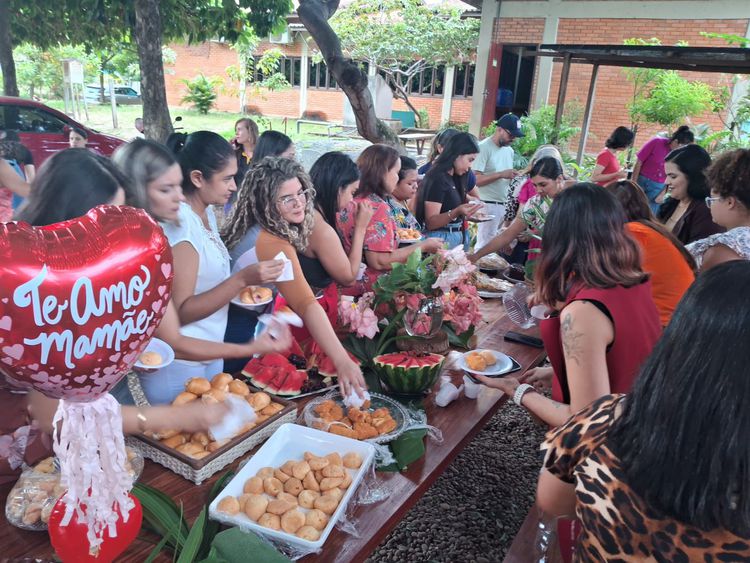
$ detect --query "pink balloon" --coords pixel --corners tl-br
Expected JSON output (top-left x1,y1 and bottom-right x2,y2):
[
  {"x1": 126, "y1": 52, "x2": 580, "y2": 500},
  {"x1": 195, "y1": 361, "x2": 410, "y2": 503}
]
[{"x1": 0, "y1": 205, "x2": 172, "y2": 401}]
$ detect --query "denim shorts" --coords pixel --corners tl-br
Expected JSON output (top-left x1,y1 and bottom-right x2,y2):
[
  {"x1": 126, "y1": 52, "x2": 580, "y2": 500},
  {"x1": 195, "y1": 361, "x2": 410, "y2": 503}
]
[{"x1": 637, "y1": 175, "x2": 665, "y2": 214}]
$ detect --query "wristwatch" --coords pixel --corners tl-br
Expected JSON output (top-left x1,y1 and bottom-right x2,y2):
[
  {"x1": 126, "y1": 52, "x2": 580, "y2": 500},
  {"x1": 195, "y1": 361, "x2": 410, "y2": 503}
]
[{"x1": 513, "y1": 383, "x2": 534, "y2": 406}]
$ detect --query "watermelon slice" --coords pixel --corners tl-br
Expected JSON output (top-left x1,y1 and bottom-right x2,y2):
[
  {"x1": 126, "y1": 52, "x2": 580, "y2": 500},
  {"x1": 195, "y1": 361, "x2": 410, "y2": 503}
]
[
  {"x1": 373, "y1": 352, "x2": 445, "y2": 395},
  {"x1": 277, "y1": 370, "x2": 308, "y2": 396},
  {"x1": 261, "y1": 353, "x2": 291, "y2": 368},
  {"x1": 265, "y1": 367, "x2": 290, "y2": 395}
]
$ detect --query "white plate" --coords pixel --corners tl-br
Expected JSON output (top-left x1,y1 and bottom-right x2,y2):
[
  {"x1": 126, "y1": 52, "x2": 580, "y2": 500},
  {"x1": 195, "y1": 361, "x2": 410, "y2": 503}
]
[
  {"x1": 457, "y1": 350, "x2": 514, "y2": 376},
  {"x1": 397, "y1": 237, "x2": 424, "y2": 244},
  {"x1": 133, "y1": 337, "x2": 174, "y2": 371},
  {"x1": 230, "y1": 295, "x2": 273, "y2": 312},
  {"x1": 468, "y1": 214, "x2": 496, "y2": 223},
  {"x1": 209, "y1": 423, "x2": 375, "y2": 551},
  {"x1": 477, "y1": 290, "x2": 505, "y2": 299}
]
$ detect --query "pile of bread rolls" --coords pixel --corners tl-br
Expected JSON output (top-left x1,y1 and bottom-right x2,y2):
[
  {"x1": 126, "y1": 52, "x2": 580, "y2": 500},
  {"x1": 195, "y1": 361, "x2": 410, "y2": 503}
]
[
  {"x1": 145, "y1": 373, "x2": 285, "y2": 460},
  {"x1": 216, "y1": 450, "x2": 363, "y2": 541}
]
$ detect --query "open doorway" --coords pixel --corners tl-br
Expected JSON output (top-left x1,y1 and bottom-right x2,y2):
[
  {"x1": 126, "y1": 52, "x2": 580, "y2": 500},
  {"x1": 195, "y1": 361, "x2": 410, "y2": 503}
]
[{"x1": 495, "y1": 45, "x2": 537, "y2": 119}]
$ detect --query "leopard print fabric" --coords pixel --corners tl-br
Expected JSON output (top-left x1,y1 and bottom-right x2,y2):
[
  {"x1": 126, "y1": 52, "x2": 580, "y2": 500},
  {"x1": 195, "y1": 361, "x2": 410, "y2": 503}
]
[{"x1": 542, "y1": 395, "x2": 750, "y2": 562}]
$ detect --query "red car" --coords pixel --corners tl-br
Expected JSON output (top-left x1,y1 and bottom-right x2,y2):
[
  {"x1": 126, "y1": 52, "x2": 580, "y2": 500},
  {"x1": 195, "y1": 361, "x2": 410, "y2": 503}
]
[{"x1": 0, "y1": 96, "x2": 124, "y2": 166}]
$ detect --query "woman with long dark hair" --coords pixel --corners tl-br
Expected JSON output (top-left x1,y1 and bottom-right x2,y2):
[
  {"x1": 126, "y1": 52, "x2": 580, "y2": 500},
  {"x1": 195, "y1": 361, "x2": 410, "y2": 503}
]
[
  {"x1": 415, "y1": 132, "x2": 482, "y2": 249},
  {"x1": 658, "y1": 143, "x2": 723, "y2": 244},
  {"x1": 252, "y1": 130, "x2": 295, "y2": 162},
  {"x1": 337, "y1": 144, "x2": 442, "y2": 295},
  {"x1": 590, "y1": 126, "x2": 634, "y2": 186},
  {"x1": 387, "y1": 155, "x2": 421, "y2": 230},
  {"x1": 470, "y1": 156, "x2": 565, "y2": 263},
  {"x1": 537, "y1": 261, "x2": 750, "y2": 560},
  {"x1": 605, "y1": 179, "x2": 695, "y2": 325},
  {"x1": 687, "y1": 148, "x2": 750, "y2": 270},
  {"x1": 474, "y1": 184, "x2": 661, "y2": 427}
]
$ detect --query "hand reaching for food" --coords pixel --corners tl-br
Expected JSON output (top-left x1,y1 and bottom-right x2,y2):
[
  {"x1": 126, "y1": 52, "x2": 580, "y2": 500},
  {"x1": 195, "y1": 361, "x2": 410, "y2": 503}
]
[{"x1": 241, "y1": 260, "x2": 285, "y2": 285}]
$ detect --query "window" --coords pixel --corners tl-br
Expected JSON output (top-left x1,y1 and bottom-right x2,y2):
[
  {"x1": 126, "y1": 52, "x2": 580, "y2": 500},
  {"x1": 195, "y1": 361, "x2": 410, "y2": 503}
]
[
  {"x1": 307, "y1": 59, "x2": 337, "y2": 90},
  {"x1": 6, "y1": 106, "x2": 67, "y2": 134},
  {"x1": 453, "y1": 63, "x2": 475, "y2": 98}
]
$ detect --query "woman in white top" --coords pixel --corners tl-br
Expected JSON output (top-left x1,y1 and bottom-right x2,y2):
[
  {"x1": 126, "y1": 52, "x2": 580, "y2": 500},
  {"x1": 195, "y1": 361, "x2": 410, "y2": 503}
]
[
  {"x1": 687, "y1": 148, "x2": 750, "y2": 271},
  {"x1": 141, "y1": 132, "x2": 285, "y2": 404}
]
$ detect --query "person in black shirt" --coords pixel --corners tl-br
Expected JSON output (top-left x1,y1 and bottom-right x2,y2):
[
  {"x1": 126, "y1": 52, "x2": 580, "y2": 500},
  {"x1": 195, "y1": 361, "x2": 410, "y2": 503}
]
[{"x1": 415, "y1": 132, "x2": 483, "y2": 249}]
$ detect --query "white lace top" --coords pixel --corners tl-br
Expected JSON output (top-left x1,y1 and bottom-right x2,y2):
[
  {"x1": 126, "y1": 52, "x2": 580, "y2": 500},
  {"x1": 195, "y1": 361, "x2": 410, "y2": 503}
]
[
  {"x1": 686, "y1": 226, "x2": 750, "y2": 269},
  {"x1": 161, "y1": 202, "x2": 231, "y2": 344}
]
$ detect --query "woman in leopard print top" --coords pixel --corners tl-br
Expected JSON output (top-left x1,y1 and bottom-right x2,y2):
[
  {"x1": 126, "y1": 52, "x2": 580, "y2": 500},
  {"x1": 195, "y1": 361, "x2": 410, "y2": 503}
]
[{"x1": 537, "y1": 261, "x2": 750, "y2": 561}]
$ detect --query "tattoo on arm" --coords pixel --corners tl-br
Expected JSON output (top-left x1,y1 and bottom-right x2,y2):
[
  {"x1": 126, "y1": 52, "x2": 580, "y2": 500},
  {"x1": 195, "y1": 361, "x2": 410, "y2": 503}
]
[{"x1": 561, "y1": 313, "x2": 585, "y2": 367}]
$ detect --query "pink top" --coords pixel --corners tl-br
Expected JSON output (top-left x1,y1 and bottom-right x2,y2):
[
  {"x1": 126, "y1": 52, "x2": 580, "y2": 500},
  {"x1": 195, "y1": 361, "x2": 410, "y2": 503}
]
[
  {"x1": 637, "y1": 137, "x2": 671, "y2": 183},
  {"x1": 517, "y1": 179, "x2": 537, "y2": 205},
  {"x1": 595, "y1": 149, "x2": 620, "y2": 186}
]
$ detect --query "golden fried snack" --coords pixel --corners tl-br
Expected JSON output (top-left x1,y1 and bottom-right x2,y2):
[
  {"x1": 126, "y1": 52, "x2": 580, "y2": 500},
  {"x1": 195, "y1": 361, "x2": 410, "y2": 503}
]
[
  {"x1": 248, "y1": 392, "x2": 271, "y2": 411},
  {"x1": 238, "y1": 493, "x2": 252, "y2": 512},
  {"x1": 296, "y1": 525, "x2": 321, "y2": 541},
  {"x1": 319, "y1": 477, "x2": 343, "y2": 491},
  {"x1": 279, "y1": 460, "x2": 297, "y2": 477},
  {"x1": 308, "y1": 456, "x2": 329, "y2": 471},
  {"x1": 186, "y1": 377, "x2": 211, "y2": 395},
  {"x1": 466, "y1": 352, "x2": 487, "y2": 372},
  {"x1": 353, "y1": 422, "x2": 378, "y2": 440},
  {"x1": 321, "y1": 464, "x2": 345, "y2": 479},
  {"x1": 217, "y1": 496, "x2": 240, "y2": 515},
  {"x1": 263, "y1": 477, "x2": 283, "y2": 496},
  {"x1": 244, "y1": 494, "x2": 268, "y2": 521},
  {"x1": 343, "y1": 452, "x2": 362, "y2": 469},
  {"x1": 313, "y1": 495, "x2": 338, "y2": 515},
  {"x1": 207, "y1": 440, "x2": 229, "y2": 453},
  {"x1": 274, "y1": 468, "x2": 291, "y2": 484},
  {"x1": 190, "y1": 450, "x2": 211, "y2": 460},
  {"x1": 228, "y1": 379, "x2": 250, "y2": 396},
  {"x1": 176, "y1": 442, "x2": 205, "y2": 456},
  {"x1": 261, "y1": 403, "x2": 284, "y2": 416},
  {"x1": 139, "y1": 351, "x2": 163, "y2": 366},
  {"x1": 305, "y1": 508, "x2": 329, "y2": 530},
  {"x1": 202, "y1": 388, "x2": 226, "y2": 403},
  {"x1": 340, "y1": 470, "x2": 352, "y2": 489},
  {"x1": 479, "y1": 350, "x2": 497, "y2": 366},
  {"x1": 323, "y1": 487, "x2": 344, "y2": 503},
  {"x1": 161, "y1": 434, "x2": 187, "y2": 449},
  {"x1": 172, "y1": 392, "x2": 198, "y2": 406},
  {"x1": 303, "y1": 472, "x2": 320, "y2": 492},
  {"x1": 347, "y1": 407, "x2": 366, "y2": 423},
  {"x1": 313, "y1": 400, "x2": 336, "y2": 417},
  {"x1": 256, "y1": 467, "x2": 275, "y2": 479},
  {"x1": 258, "y1": 513, "x2": 281, "y2": 530},
  {"x1": 284, "y1": 477, "x2": 304, "y2": 496},
  {"x1": 276, "y1": 492, "x2": 298, "y2": 506},
  {"x1": 298, "y1": 489, "x2": 320, "y2": 509},
  {"x1": 325, "y1": 452, "x2": 343, "y2": 466},
  {"x1": 292, "y1": 461, "x2": 311, "y2": 480},
  {"x1": 303, "y1": 451, "x2": 316, "y2": 461},
  {"x1": 244, "y1": 476, "x2": 264, "y2": 494},
  {"x1": 212, "y1": 372, "x2": 233, "y2": 390},
  {"x1": 191, "y1": 432, "x2": 210, "y2": 447},
  {"x1": 267, "y1": 499, "x2": 295, "y2": 515},
  {"x1": 373, "y1": 417, "x2": 397, "y2": 434},
  {"x1": 328, "y1": 422, "x2": 356, "y2": 439},
  {"x1": 281, "y1": 509, "x2": 306, "y2": 534}
]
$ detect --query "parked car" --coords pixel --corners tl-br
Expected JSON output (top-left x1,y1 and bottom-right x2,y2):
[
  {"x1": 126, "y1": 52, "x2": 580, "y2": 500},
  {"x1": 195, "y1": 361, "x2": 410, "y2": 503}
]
[
  {"x1": 0, "y1": 96, "x2": 124, "y2": 166},
  {"x1": 84, "y1": 85, "x2": 142, "y2": 105}
]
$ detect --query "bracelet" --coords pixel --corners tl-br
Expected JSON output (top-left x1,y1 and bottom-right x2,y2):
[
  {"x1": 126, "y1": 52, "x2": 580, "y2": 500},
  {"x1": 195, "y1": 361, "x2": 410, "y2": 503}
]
[
  {"x1": 136, "y1": 408, "x2": 148, "y2": 433},
  {"x1": 513, "y1": 383, "x2": 534, "y2": 406}
]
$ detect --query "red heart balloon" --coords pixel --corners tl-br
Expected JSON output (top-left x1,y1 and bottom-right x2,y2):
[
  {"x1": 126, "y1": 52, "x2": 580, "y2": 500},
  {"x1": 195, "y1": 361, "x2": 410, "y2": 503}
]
[
  {"x1": 48, "y1": 493, "x2": 143, "y2": 563},
  {"x1": 0, "y1": 205, "x2": 173, "y2": 401}
]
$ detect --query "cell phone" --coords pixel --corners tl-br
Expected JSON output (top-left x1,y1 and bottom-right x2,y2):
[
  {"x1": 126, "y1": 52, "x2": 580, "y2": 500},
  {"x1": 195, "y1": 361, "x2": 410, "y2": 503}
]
[
  {"x1": 504, "y1": 331, "x2": 544, "y2": 349},
  {"x1": 465, "y1": 356, "x2": 522, "y2": 383}
]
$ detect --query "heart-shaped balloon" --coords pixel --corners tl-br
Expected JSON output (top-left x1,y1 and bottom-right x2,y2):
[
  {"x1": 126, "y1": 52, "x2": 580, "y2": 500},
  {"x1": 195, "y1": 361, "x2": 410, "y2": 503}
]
[
  {"x1": 48, "y1": 493, "x2": 143, "y2": 563},
  {"x1": 0, "y1": 205, "x2": 173, "y2": 401}
]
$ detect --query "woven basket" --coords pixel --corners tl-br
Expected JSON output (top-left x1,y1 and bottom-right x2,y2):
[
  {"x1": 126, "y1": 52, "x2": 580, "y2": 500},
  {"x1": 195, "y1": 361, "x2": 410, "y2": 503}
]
[{"x1": 125, "y1": 372, "x2": 297, "y2": 484}]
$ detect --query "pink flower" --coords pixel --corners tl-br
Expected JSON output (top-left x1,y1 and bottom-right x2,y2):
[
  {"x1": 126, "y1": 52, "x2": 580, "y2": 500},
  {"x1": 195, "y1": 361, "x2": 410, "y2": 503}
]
[
  {"x1": 443, "y1": 290, "x2": 482, "y2": 334},
  {"x1": 405, "y1": 292, "x2": 426, "y2": 311},
  {"x1": 433, "y1": 246, "x2": 476, "y2": 294},
  {"x1": 355, "y1": 307, "x2": 380, "y2": 339},
  {"x1": 338, "y1": 295, "x2": 380, "y2": 339}
]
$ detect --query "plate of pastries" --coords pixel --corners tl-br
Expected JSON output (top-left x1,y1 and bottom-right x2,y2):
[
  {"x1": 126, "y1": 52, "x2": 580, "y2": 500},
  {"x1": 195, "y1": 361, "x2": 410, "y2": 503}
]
[
  {"x1": 232, "y1": 286, "x2": 274, "y2": 311},
  {"x1": 396, "y1": 228, "x2": 423, "y2": 243},
  {"x1": 458, "y1": 349, "x2": 514, "y2": 376}
]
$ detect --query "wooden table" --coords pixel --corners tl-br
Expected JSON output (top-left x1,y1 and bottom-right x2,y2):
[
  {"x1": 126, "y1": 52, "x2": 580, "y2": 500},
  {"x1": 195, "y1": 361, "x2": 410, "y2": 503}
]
[
  {"x1": 0, "y1": 300, "x2": 546, "y2": 562},
  {"x1": 397, "y1": 132, "x2": 434, "y2": 155}
]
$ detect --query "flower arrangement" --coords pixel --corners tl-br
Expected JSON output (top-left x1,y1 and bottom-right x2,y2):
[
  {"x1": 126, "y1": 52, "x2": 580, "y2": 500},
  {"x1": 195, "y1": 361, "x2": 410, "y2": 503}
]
[{"x1": 341, "y1": 247, "x2": 483, "y2": 363}]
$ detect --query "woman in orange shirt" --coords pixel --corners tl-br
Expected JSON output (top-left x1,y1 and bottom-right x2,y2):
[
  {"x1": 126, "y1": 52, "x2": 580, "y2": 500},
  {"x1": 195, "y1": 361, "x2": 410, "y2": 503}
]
[{"x1": 605, "y1": 180, "x2": 696, "y2": 325}]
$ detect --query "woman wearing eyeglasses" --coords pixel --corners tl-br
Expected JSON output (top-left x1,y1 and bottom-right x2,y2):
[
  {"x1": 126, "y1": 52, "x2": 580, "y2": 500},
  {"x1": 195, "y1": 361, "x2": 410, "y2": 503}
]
[
  {"x1": 687, "y1": 148, "x2": 750, "y2": 271},
  {"x1": 658, "y1": 144, "x2": 723, "y2": 245},
  {"x1": 248, "y1": 157, "x2": 367, "y2": 398}
]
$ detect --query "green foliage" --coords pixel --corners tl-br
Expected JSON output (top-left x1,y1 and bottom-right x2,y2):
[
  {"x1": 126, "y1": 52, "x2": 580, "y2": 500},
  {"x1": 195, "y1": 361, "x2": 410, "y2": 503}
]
[
  {"x1": 621, "y1": 38, "x2": 667, "y2": 126},
  {"x1": 181, "y1": 74, "x2": 222, "y2": 114},
  {"x1": 630, "y1": 71, "x2": 715, "y2": 128},
  {"x1": 700, "y1": 31, "x2": 750, "y2": 48},
  {"x1": 372, "y1": 248, "x2": 437, "y2": 304},
  {"x1": 14, "y1": 43, "x2": 98, "y2": 98},
  {"x1": 440, "y1": 120, "x2": 469, "y2": 132},
  {"x1": 511, "y1": 104, "x2": 582, "y2": 157},
  {"x1": 417, "y1": 108, "x2": 430, "y2": 129},
  {"x1": 331, "y1": 0, "x2": 478, "y2": 127}
]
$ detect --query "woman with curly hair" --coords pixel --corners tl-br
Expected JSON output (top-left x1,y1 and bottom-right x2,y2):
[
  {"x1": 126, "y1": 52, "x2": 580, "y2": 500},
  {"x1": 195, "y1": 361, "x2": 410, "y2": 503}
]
[
  {"x1": 337, "y1": 144, "x2": 443, "y2": 295},
  {"x1": 687, "y1": 148, "x2": 750, "y2": 271},
  {"x1": 236, "y1": 156, "x2": 367, "y2": 397},
  {"x1": 658, "y1": 144, "x2": 723, "y2": 244},
  {"x1": 475, "y1": 183, "x2": 661, "y2": 427}
]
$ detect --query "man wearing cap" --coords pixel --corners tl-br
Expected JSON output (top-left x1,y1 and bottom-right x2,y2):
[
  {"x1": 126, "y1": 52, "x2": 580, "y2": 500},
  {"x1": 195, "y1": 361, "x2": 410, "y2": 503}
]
[{"x1": 473, "y1": 113, "x2": 522, "y2": 249}]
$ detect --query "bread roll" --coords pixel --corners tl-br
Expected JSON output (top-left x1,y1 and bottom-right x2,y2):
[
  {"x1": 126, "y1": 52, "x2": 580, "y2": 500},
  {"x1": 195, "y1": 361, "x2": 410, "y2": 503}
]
[
  {"x1": 258, "y1": 513, "x2": 281, "y2": 530},
  {"x1": 139, "y1": 351, "x2": 163, "y2": 366},
  {"x1": 343, "y1": 452, "x2": 362, "y2": 469},
  {"x1": 321, "y1": 464, "x2": 344, "y2": 478},
  {"x1": 161, "y1": 434, "x2": 187, "y2": 449},
  {"x1": 217, "y1": 496, "x2": 240, "y2": 515},
  {"x1": 244, "y1": 494, "x2": 268, "y2": 521},
  {"x1": 256, "y1": 467, "x2": 275, "y2": 479},
  {"x1": 211, "y1": 372, "x2": 233, "y2": 389},
  {"x1": 296, "y1": 525, "x2": 321, "y2": 541},
  {"x1": 281, "y1": 509, "x2": 306, "y2": 534},
  {"x1": 263, "y1": 477, "x2": 284, "y2": 496},
  {"x1": 303, "y1": 471, "x2": 320, "y2": 492},
  {"x1": 172, "y1": 391, "x2": 197, "y2": 406},
  {"x1": 274, "y1": 468, "x2": 291, "y2": 483},
  {"x1": 298, "y1": 489, "x2": 319, "y2": 509},
  {"x1": 308, "y1": 456, "x2": 329, "y2": 471},
  {"x1": 243, "y1": 476, "x2": 264, "y2": 495},
  {"x1": 267, "y1": 499, "x2": 295, "y2": 515},
  {"x1": 284, "y1": 477, "x2": 303, "y2": 496},
  {"x1": 292, "y1": 461, "x2": 311, "y2": 480},
  {"x1": 248, "y1": 392, "x2": 271, "y2": 411},
  {"x1": 228, "y1": 379, "x2": 250, "y2": 396},
  {"x1": 186, "y1": 377, "x2": 211, "y2": 395},
  {"x1": 305, "y1": 508, "x2": 329, "y2": 530},
  {"x1": 276, "y1": 492, "x2": 298, "y2": 506},
  {"x1": 323, "y1": 487, "x2": 343, "y2": 503},
  {"x1": 319, "y1": 477, "x2": 343, "y2": 491}
]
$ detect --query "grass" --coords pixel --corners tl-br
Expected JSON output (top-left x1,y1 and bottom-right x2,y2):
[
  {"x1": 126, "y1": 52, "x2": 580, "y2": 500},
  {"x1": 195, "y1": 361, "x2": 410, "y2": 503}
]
[{"x1": 44, "y1": 99, "x2": 317, "y2": 142}]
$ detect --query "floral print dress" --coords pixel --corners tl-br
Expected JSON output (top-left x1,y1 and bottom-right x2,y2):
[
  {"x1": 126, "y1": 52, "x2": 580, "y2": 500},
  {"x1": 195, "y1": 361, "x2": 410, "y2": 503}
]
[
  {"x1": 519, "y1": 193, "x2": 552, "y2": 259},
  {"x1": 686, "y1": 226, "x2": 750, "y2": 269},
  {"x1": 336, "y1": 193, "x2": 397, "y2": 296}
]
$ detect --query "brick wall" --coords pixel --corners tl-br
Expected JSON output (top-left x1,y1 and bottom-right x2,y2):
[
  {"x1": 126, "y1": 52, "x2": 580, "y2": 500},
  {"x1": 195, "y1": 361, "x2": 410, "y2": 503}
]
[
  {"x1": 165, "y1": 38, "x2": 475, "y2": 127},
  {"x1": 494, "y1": 18, "x2": 546, "y2": 44},
  {"x1": 540, "y1": 18, "x2": 748, "y2": 152}
]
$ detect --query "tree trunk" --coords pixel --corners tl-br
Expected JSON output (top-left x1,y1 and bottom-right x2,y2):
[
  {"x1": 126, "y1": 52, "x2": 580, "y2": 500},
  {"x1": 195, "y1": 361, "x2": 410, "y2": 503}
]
[
  {"x1": 133, "y1": 0, "x2": 172, "y2": 142},
  {"x1": 298, "y1": 0, "x2": 394, "y2": 145},
  {"x1": 0, "y1": 1, "x2": 19, "y2": 97}
]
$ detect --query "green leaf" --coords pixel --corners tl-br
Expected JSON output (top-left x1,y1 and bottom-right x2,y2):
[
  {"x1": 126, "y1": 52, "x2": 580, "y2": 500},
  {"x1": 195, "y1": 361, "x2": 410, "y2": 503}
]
[
  {"x1": 205, "y1": 528, "x2": 291, "y2": 563},
  {"x1": 177, "y1": 508, "x2": 207, "y2": 563}
]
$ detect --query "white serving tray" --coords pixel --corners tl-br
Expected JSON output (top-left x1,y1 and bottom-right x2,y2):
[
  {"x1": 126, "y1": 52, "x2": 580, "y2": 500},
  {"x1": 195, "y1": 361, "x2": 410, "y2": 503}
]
[{"x1": 208, "y1": 423, "x2": 376, "y2": 551}]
